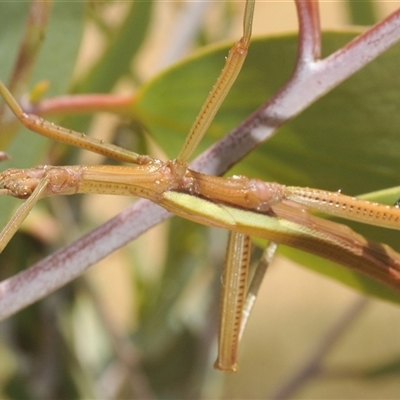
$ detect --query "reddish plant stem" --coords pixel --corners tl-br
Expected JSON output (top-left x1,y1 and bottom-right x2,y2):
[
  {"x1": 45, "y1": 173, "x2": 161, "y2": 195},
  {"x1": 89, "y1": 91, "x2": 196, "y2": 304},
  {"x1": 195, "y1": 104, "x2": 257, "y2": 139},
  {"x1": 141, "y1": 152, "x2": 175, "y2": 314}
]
[
  {"x1": 295, "y1": 0, "x2": 321, "y2": 64},
  {"x1": 27, "y1": 93, "x2": 134, "y2": 116}
]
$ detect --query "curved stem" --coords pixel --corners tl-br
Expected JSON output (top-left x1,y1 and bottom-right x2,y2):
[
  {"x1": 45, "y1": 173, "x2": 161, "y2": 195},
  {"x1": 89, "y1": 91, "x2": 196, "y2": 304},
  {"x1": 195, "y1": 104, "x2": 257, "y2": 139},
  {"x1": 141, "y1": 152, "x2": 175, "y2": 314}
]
[{"x1": 295, "y1": 0, "x2": 321, "y2": 64}]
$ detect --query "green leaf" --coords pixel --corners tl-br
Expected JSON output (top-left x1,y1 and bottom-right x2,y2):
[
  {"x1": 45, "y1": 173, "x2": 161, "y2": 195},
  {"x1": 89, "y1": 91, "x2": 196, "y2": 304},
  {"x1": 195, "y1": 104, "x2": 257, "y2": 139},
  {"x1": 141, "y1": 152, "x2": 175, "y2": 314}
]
[{"x1": 344, "y1": 0, "x2": 378, "y2": 26}]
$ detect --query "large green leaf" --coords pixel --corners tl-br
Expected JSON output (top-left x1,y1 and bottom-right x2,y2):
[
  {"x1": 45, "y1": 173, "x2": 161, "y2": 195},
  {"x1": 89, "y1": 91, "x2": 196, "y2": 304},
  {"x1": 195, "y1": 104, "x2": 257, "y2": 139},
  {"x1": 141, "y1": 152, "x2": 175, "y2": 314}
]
[{"x1": 131, "y1": 32, "x2": 400, "y2": 303}]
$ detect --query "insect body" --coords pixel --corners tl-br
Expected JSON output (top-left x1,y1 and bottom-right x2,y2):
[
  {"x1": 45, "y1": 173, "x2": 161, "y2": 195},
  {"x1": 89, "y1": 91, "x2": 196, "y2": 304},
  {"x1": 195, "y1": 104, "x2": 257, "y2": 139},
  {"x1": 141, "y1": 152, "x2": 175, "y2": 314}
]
[{"x1": 1, "y1": 0, "x2": 400, "y2": 375}]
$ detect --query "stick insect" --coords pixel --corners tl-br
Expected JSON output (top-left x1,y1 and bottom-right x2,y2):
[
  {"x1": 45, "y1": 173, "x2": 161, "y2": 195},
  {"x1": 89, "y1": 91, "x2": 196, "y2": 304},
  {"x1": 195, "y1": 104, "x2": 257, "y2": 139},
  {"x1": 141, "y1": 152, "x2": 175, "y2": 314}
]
[{"x1": 1, "y1": 0, "x2": 400, "y2": 375}]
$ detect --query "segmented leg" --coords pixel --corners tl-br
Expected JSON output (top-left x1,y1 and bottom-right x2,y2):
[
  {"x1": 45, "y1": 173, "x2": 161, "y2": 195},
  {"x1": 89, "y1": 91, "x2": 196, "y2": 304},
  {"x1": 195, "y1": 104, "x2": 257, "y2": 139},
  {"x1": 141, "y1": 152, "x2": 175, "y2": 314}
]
[{"x1": 214, "y1": 232, "x2": 251, "y2": 372}]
